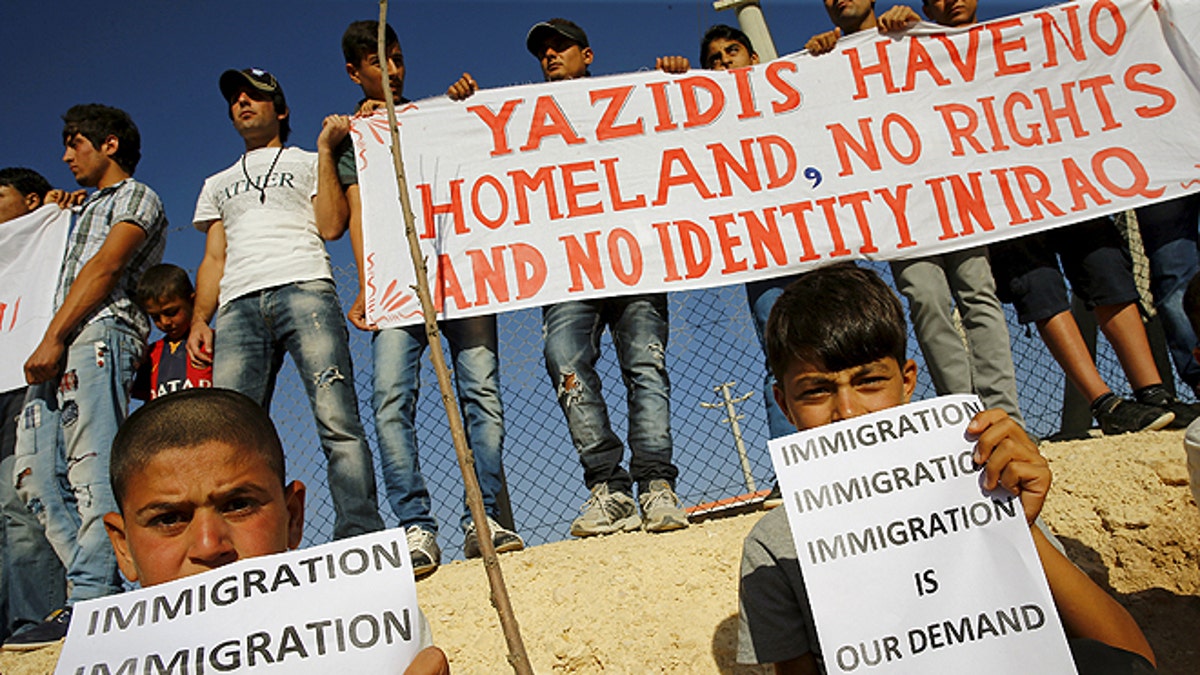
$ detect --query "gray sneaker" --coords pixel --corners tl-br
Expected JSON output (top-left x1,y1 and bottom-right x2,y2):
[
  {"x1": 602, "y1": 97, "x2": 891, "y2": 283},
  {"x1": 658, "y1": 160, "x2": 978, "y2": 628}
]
[
  {"x1": 405, "y1": 526, "x2": 440, "y2": 578},
  {"x1": 639, "y1": 479, "x2": 690, "y2": 532},
  {"x1": 570, "y1": 483, "x2": 641, "y2": 537},
  {"x1": 463, "y1": 516, "x2": 525, "y2": 559}
]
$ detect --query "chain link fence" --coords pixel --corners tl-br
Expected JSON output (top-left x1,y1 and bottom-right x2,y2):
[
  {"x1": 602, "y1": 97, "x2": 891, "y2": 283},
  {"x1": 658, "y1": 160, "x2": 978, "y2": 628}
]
[{"x1": 262, "y1": 214, "x2": 1186, "y2": 557}]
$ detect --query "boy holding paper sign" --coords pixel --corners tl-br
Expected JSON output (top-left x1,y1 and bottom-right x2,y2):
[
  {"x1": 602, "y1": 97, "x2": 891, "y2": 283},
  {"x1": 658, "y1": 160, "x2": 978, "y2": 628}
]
[
  {"x1": 736, "y1": 264, "x2": 1155, "y2": 674},
  {"x1": 101, "y1": 388, "x2": 448, "y2": 674}
]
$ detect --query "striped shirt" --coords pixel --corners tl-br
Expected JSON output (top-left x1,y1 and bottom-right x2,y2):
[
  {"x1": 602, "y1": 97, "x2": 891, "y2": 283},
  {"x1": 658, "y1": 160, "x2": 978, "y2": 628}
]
[{"x1": 54, "y1": 178, "x2": 167, "y2": 340}]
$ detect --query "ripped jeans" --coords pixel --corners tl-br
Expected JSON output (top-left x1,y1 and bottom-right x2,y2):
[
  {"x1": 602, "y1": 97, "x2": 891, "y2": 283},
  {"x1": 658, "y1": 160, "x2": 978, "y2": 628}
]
[
  {"x1": 14, "y1": 316, "x2": 139, "y2": 604},
  {"x1": 214, "y1": 279, "x2": 384, "y2": 539},
  {"x1": 542, "y1": 295, "x2": 678, "y2": 496}
]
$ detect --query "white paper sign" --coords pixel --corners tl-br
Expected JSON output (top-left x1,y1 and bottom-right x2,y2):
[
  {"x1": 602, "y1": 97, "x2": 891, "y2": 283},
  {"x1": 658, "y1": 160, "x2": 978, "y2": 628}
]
[
  {"x1": 0, "y1": 204, "x2": 71, "y2": 392},
  {"x1": 56, "y1": 529, "x2": 424, "y2": 674},
  {"x1": 354, "y1": 0, "x2": 1200, "y2": 328},
  {"x1": 770, "y1": 395, "x2": 1076, "y2": 674}
]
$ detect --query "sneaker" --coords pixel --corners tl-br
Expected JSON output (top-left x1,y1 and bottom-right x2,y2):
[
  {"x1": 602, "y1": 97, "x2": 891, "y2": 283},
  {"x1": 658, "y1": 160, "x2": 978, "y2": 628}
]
[
  {"x1": 1135, "y1": 385, "x2": 1200, "y2": 429},
  {"x1": 2, "y1": 607, "x2": 71, "y2": 651},
  {"x1": 463, "y1": 516, "x2": 526, "y2": 559},
  {"x1": 570, "y1": 483, "x2": 641, "y2": 537},
  {"x1": 405, "y1": 526, "x2": 440, "y2": 579},
  {"x1": 638, "y1": 479, "x2": 690, "y2": 533},
  {"x1": 763, "y1": 482, "x2": 783, "y2": 510},
  {"x1": 1092, "y1": 394, "x2": 1174, "y2": 435}
]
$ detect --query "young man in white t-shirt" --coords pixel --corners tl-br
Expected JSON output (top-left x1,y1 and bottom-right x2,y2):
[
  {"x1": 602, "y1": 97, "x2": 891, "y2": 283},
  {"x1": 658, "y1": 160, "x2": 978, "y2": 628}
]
[{"x1": 187, "y1": 68, "x2": 385, "y2": 540}]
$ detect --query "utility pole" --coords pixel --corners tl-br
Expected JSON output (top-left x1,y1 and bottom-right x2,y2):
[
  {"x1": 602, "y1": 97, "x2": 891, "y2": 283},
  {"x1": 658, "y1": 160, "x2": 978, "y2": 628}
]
[
  {"x1": 700, "y1": 381, "x2": 757, "y2": 492},
  {"x1": 713, "y1": 0, "x2": 779, "y2": 60}
]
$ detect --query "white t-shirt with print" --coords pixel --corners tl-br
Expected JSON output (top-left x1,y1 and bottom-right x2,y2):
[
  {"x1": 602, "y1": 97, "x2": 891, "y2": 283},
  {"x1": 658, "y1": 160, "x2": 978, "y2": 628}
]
[{"x1": 193, "y1": 146, "x2": 331, "y2": 305}]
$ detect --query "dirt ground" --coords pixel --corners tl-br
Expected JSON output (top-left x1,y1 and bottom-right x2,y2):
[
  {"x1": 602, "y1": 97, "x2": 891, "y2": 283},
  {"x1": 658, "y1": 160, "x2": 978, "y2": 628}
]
[{"x1": 2, "y1": 430, "x2": 1196, "y2": 674}]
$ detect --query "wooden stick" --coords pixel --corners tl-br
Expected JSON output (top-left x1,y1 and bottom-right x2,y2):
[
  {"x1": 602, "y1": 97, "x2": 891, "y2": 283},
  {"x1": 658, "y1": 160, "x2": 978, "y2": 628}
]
[{"x1": 374, "y1": 4, "x2": 535, "y2": 673}]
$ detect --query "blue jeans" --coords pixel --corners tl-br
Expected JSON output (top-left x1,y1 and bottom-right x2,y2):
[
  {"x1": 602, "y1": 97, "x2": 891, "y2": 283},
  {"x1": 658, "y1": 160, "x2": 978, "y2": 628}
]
[
  {"x1": 213, "y1": 279, "x2": 384, "y2": 539},
  {"x1": 0, "y1": 454, "x2": 65, "y2": 639},
  {"x1": 746, "y1": 277, "x2": 802, "y2": 440},
  {"x1": 1137, "y1": 195, "x2": 1200, "y2": 390},
  {"x1": 372, "y1": 317, "x2": 506, "y2": 533},
  {"x1": 14, "y1": 317, "x2": 139, "y2": 604},
  {"x1": 542, "y1": 295, "x2": 677, "y2": 496}
]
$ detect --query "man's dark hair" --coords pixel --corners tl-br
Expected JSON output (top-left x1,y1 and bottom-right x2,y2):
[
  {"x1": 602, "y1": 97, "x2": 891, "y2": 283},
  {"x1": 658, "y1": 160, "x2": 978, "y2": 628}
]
[
  {"x1": 1184, "y1": 273, "x2": 1200, "y2": 338},
  {"x1": 0, "y1": 167, "x2": 52, "y2": 199},
  {"x1": 700, "y1": 24, "x2": 755, "y2": 65},
  {"x1": 135, "y1": 263, "x2": 194, "y2": 307},
  {"x1": 342, "y1": 20, "x2": 401, "y2": 66},
  {"x1": 61, "y1": 104, "x2": 141, "y2": 174},
  {"x1": 110, "y1": 388, "x2": 286, "y2": 510},
  {"x1": 765, "y1": 263, "x2": 907, "y2": 380}
]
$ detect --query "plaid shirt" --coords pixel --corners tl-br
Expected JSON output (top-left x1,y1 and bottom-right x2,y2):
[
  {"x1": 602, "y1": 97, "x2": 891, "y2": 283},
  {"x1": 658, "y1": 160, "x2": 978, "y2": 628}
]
[{"x1": 54, "y1": 178, "x2": 167, "y2": 340}]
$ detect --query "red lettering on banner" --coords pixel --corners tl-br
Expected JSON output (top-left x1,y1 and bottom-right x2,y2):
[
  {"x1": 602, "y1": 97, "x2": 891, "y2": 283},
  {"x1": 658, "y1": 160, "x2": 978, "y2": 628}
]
[
  {"x1": 989, "y1": 168, "x2": 1029, "y2": 225},
  {"x1": 778, "y1": 201, "x2": 822, "y2": 262},
  {"x1": 1088, "y1": 0, "x2": 1126, "y2": 56},
  {"x1": 466, "y1": 247, "x2": 510, "y2": 305},
  {"x1": 645, "y1": 81, "x2": 678, "y2": 132},
  {"x1": 607, "y1": 228, "x2": 643, "y2": 285},
  {"x1": 875, "y1": 185, "x2": 917, "y2": 248},
  {"x1": 677, "y1": 219, "x2": 713, "y2": 278},
  {"x1": 510, "y1": 243, "x2": 547, "y2": 300},
  {"x1": 653, "y1": 222, "x2": 683, "y2": 282},
  {"x1": 976, "y1": 96, "x2": 1012, "y2": 152},
  {"x1": 471, "y1": 175, "x2": 508, "y2": 229},
  {"x1": 881, "y1": 115, "x2": 921, "y2": 165},
  {"x1": 728, "y1": 67, "x2": 762, "y2": 120},
  {"x1": 828, "y1": 115, "x2": 917, "y2": 176},
  {"x1": 1003, "y1": 92, "x2": 1042, "y2": 147},
  {"x1": 1077, "y1": 75, "x2": 1121, "y2": 130},
  {"x1": 741, "y1": 208, "x2": 788, "y2": 269},
  {"x1": 902, "y1": 37, "x2": 951, "y2": 91},
  {"x1": 435, "y1": 253, "x2": 470, "y2": 313},
  {"x1": 847, "y1": 40, "x2": 898, "y2": 101},
  {"x1": 1035, "y1": 83, "x2": 1087, "y2": 143},
  {"x1": 760, "y1": 136, "x2": 797, "y2": 188},
  {"x1": 931, "y1": 28, "x2": 982, "y2": 82},
  {"x1": 1036, "y1": 4, "x2": 1084, "y2": 67},
  {"x1": 508, "y1": 167, "x2": 562, "y2": 225},
  {"x1": 765, "y1": 61, "x2": 803, "y2": 114},
  {"x1": 925, "y1": 174, "x2": 995, "y2": 239},
  {"x1": 709, "y1": 140, "x2": 762, "y2": 197},
  {"x1": 591, "y1": 86, "x2": 645, "y2": 141},
  {"x1": 418, "y1": 180, "x2": 466, "y2": 238},
  {"x1": 1062, "y1": 157, "x2": 1111, "y2": 210},
  {"x1": 519, "y1": 96, "x2": 586, "y2": 152},
  {"x1": 678, "y1": 76, "x2": 725, "y2": 128},
  {"x1": 561, "y1": 231, "x2": 605, "y2": 292},
  {"x1": 936, "y1": 103, "x2": 985, "y2": 156},
  {"x1": 0, "y1": 300, "x2": 12, "y2": 332},
  {"x1": 1012, "y1": 165, "x2": 1066, "y2": 220},
  {"x1": 1125, "y1": 64, "x2": 1175, "y2": 118},
  {"x1": 467, "y1": 99, "x2": 522, "y2": 157},
  {"x1": 600, "y1": 158, "x2": 647, "y2": 211},
  {"x1": 710, "y1": 214, "x2": 748, "y2": 274},
  {"x1": 839, "y1": 192, "x2": 879, "y2": 254},
  {"x1": 988, "y1": 19, "x2": 1032, "y2": 76},
  {"x1": 815, "y1": 198, "x2": 852, "y2": 257},
  {"x1": 653, "y1": 149, "x2": 716, "y2": 206},
  {"x1": 561, "y1": 161, "x2": 604, "y2": 217},
  {"x1": 1092, "y1": 147, "x2": 1164, "y2": 199}
]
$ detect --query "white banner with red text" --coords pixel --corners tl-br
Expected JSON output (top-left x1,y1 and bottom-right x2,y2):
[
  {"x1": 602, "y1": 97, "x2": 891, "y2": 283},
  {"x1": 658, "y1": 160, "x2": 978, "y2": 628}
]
[
  {"x1": 353, "y1": 0, "x2": 1200, "y2": 328},
  {"x1": 0, "y1": 205, "x2": 71, "y2": 392}
]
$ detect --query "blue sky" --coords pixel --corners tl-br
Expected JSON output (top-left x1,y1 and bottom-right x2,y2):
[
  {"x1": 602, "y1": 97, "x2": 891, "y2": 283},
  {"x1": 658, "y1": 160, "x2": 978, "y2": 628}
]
[{"x1": 2, "y1": 0, "x2": 1044, "y2": 274}]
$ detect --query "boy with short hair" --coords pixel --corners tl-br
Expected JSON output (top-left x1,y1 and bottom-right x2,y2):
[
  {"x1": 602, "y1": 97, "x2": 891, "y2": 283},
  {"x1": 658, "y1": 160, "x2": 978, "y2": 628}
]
[
  {"x1": 132, "y1": 263, "x2": 213, "y2": 401},
  {"x1": 331, "y1": 20, "x2": 523, "y2": 575},
  {"x1": 101, "y1": 388, "x2": 448, "y2": 675},
  {"x1": 7, "y1": 104, "x2": 167, "y2": 648},
  {"x1": 737, "y1": 264, "x2": 1156, "y2": 674}
]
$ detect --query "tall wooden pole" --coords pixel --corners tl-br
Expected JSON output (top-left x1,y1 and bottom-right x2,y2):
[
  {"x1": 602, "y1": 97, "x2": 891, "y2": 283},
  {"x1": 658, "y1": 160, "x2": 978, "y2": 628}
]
[{"x1": 375, "y1": 4, "x2": 534, "y2": 673}]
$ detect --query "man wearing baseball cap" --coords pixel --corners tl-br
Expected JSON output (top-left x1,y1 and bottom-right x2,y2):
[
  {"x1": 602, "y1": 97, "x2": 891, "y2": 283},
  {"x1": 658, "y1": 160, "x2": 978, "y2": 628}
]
[
  {"x1": 521, "y1": 19, "x2": 693, "y2": 537},
  {"x1": 187, "y1": 67, "x2": 386, "y2": 541}
]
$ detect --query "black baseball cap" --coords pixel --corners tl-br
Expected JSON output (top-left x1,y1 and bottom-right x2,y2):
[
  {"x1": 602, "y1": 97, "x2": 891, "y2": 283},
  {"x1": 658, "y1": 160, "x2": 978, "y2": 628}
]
[
  {"x1": 526, "y1": 18, "x2": 589, "y2": 56},
  {"x1": 219, "y1": 67, "x2": 288, "y2": 112}
]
